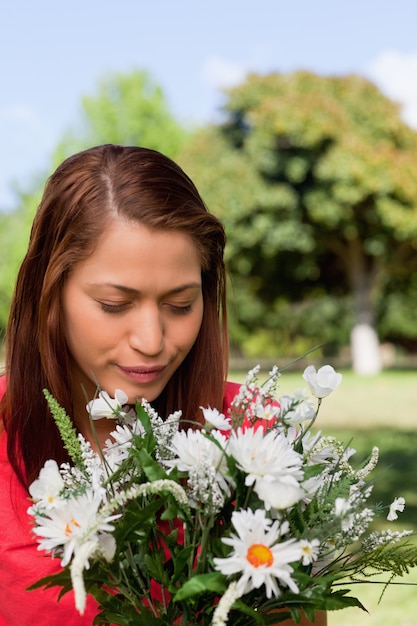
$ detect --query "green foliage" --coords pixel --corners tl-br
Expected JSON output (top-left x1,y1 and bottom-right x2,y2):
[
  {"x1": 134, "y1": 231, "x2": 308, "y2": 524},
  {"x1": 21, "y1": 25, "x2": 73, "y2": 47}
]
[
  {"x1": 53, "y1": 69, "x2": 188, "y2": 165},
  {"x1": 179, "y1": 72, "x2": 417, "y2": 356},
  {"x1": 232, "y1": 292, "x2": 353, "y2": 358},
  {"x1": 43, "y1": 389, "x2": 84, "y2": 468},
  {"x1": 377, "y1": 274, "x2": 417, "y2": 346},
  {"x1": 0, "y1": 188, "x2": 41, "y2": 330}
]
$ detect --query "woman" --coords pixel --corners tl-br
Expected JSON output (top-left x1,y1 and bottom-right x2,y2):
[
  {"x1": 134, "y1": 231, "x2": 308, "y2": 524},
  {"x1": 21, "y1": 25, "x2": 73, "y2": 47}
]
[{"x1": 0, "y1": 145, "x2": 325, "y2": 625}]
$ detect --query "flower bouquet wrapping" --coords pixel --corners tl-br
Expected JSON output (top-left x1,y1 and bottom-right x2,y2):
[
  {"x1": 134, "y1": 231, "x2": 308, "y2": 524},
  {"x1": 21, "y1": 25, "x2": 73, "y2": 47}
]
[{"x1": 28, "y1": 364, "x2": 417, "y2": 625}]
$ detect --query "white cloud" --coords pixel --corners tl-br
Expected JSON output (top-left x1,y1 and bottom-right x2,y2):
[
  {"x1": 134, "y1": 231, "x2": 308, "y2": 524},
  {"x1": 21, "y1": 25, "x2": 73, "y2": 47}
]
[
  {"x1": 366, "y1": 50, "x2": 417, "y2": 129},
  {"x1": 202, "y1": 56, "x2": 248, "y2": 90},
  {"x1": 0, "y1": 104, "x2": 50, "y2": 138}
]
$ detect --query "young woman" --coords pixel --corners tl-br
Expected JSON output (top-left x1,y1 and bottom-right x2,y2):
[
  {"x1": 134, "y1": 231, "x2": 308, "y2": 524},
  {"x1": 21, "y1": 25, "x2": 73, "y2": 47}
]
[{"x1": 0, "y1": 145, "x2": 325, "y2": 625}]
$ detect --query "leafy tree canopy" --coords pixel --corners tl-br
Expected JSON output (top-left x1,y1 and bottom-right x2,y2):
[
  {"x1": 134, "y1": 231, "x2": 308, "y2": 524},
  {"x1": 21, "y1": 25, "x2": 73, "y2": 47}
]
[
  {"x1": 53, "y1": 69, "x2": 188, "y2": 165},
  {"x1": 179, "y1": 71, "x2": 417, "y2": 357}
]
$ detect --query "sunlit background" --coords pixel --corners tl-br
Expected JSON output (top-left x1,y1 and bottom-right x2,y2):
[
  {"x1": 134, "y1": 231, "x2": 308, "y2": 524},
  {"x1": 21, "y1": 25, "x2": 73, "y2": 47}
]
[{"x1": 1, "y1": 3, "x2": 417, "y2": 624}]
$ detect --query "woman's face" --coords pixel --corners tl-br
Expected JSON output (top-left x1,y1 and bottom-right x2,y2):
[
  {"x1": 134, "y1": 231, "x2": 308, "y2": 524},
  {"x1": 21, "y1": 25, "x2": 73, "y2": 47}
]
[{"x1": 62, "y1": 219, "x2": 204, "y2": 415}]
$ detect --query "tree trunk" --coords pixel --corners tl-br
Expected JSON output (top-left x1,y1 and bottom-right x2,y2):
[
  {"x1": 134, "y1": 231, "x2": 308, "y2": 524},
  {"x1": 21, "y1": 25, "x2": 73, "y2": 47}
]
[
  {"x1": 350, "y1": 322, "x2": 381, "y2": 376},
  {"x1": 341, "y1": 238, "x2": 382, "y2": 375}
]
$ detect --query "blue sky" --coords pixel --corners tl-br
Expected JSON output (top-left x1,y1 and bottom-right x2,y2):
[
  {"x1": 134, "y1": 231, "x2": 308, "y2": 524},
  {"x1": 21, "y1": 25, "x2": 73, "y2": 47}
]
[{"x1": 2, "y1": 0, "x2": 417, "y2": 211}]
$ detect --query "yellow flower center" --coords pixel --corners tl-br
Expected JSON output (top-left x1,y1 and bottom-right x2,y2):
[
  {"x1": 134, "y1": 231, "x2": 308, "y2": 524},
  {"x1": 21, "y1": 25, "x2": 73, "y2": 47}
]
[{"x1": 246, "y1": 543, "x2": 273, "y2": 568}]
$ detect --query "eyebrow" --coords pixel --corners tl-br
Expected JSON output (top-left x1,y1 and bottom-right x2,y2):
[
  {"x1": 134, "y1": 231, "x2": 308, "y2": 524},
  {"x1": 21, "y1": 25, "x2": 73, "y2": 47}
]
[{"x1": 87, "y1": 282, "x2": 202, "y2": 296}]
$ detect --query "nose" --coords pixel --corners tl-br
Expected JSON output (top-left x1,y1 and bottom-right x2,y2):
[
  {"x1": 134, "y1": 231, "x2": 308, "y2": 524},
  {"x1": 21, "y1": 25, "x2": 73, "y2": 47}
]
[{"x1": 128, "y1": 303, "x2": 164, "y2": 356}]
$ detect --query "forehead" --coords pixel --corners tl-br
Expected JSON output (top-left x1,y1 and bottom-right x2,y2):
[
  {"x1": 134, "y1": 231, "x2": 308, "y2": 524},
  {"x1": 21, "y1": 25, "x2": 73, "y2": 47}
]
[{"x1": 70, "y1": 220, "x2": 202, "y2": 290}]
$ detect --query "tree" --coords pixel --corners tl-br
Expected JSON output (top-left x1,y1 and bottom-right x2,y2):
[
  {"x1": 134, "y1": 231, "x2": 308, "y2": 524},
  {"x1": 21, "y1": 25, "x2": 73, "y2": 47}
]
[
  {"x1": 53, "y1": 69, "x2": 188, "y2": 165},
  {"x1": 0, "y1": 189, "x2": 42, "y2": 331},
  {"x1": 179, "y1": 72, "x2": 417, "y2": 372}
]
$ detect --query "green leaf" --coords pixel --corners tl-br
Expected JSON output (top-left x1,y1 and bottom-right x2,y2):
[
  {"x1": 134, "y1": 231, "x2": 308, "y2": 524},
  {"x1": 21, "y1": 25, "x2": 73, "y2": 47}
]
[
  {"x1": 135, "y1": 402, "x2": 153, "y2": 433},
  {"x1": 323, "y1": 588, "x2": 368, "y2": 612},
  {"x1": 137, "y1": 447, "x2": 168, "y2": 481},
  {"x1": 173, "y1": 572, "x2": 227, "y2": 602}
]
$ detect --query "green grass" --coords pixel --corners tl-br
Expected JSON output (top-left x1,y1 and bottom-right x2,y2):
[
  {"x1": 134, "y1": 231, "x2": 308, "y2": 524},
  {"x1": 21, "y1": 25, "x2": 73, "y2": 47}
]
[
  {"x1": 327, "y1": 570, "x2": 417, "y2": 626},
  {"x1": 230, "y1": 368, "x2": 417, "y2": 428},
  {"x1": 230, "y1": 368, "x2": 417, "y2": 626}
]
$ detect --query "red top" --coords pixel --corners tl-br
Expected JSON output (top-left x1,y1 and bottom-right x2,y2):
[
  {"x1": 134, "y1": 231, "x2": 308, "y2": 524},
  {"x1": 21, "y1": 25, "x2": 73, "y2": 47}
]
[{"x1": 0, "y1": 376, "x2": 240, "y2": 625}]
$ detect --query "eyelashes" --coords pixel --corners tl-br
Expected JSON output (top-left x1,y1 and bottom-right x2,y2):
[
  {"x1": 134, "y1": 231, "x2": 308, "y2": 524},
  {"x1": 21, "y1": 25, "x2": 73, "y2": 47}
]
[
  {"x1": 99, "y1": 302, "x2": 193, "y2": 315},
  {"x1": 100, "y1": 302, "x2": 130, "y2": 313}
]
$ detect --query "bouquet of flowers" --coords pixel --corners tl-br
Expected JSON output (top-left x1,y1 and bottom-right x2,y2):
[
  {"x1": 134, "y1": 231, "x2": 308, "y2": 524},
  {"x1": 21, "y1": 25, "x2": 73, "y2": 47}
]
[{"x1": 28, "y1": 364, "x2": 417, "y2": 625}]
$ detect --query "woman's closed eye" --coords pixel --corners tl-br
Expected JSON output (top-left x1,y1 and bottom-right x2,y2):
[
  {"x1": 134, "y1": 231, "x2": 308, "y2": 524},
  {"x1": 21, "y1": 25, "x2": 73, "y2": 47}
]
[
  {"x1": 98, "y1": 300, "x2": 193, "y2": 315},
  {"x1": 99, "y1": 301, "x2": 131, "y2": 313},
  {"x1": 166, "y1": 303, "x2": 193, "y2": 315}
]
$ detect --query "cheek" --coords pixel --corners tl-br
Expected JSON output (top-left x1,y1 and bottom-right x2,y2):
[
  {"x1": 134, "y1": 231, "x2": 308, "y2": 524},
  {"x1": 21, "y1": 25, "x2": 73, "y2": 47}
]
[
  {"x1": 63, "y1": 297, "x2": 105, "y2": 355},
  {"x1": 170, "y1": 306, "x2": 203, "y2": 354}
]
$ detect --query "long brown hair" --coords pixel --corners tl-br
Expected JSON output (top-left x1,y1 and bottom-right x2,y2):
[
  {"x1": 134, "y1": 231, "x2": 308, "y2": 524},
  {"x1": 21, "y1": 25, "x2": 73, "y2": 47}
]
[{"x1": 1, "y1": 144, "x2": 228, "y2": 489}]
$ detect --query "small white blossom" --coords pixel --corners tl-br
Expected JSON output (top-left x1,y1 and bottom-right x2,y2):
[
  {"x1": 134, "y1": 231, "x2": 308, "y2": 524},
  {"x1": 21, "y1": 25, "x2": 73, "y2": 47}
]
[
  {"x1": 141, "y1": 400, "x2": 181, "y2": 461},
  {"x1": 70, "y1": 532, "x2": 117, "y2": 614},
  {"x1": 303, "y1": 365, "x2": 342, "y2": 399},
  {"x1": 28, "y1": 460, "x2": 65, "y2": 508},
  {"x1": 335, "y1": 508, "x2": 375, "y2": 547},
  {"x1": 299, "y1": 539, "x2": 320, "y2": 565},
  {"x1": 164, "y1": 429, "x2": 233, "y2": 506},
  {"x1": 362, "y1": 528, "x2": 413, "y2": 552},
  {"x1": 211, "y1": 581, "x2": 241, "y2": 626},
  {"x1": 188, "y1": 461, "x2": 225, "y2": 513},
  {"x1": 253, "y1": 401, "x2": 281, "y2": 423},
  {"x1": 103, "y1": 420, "x2": 146, "y2": 469},
  {"x1": 70, "y1": 540, "x2": 99, "y2": 614},
  {"x1": 334, "y1": 497, "x2": 351, "y2": 517},
  {"x1": 279, "y1": 389, "x2": 316, "y2": 426},
  {"x1": 201, "y1": 406, "x2": 231, "y2": 431},
  {"x1": 387, "y1": 497, "x2": 406, "y2": 521},
  {"x1": 334, "y1": 497, "x2": 354, "y2": 531},
  {"x1": 355, "y1": 447, "x2": 379, "y2": 480},
  {"x1": 86, "y1": 389, "x2": 128, "y2": 419}
]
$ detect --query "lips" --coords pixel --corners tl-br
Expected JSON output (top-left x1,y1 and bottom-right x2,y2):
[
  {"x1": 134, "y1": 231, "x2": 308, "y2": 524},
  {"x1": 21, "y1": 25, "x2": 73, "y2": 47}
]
[{"x1": 116, "y1": 364, "x2": 167, "y2": 384}]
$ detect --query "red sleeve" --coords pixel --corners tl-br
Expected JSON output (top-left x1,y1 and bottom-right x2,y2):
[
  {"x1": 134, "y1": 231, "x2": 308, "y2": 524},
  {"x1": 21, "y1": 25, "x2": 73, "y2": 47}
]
[
  {"x1": 0, "y1": 373, "x2": 102, "y2": 625},
  {"x1": 222, "y1": 381, "x2": 241, "y2": 414},
  {"x1": 0, "y1": 375, "x2": 6, "y2": 401}
]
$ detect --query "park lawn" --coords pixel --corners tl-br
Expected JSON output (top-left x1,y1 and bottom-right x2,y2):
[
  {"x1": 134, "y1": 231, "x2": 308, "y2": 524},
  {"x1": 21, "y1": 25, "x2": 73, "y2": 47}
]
[
  {"x1": 229, "y1": 368, "x2": 417, "y2": 428},
  {"x1": 327, "y1": 570, "x2": 417, "y2": 626},
  {"x1": 230, "y1": 368, "x2": 417, "y2": 626}
]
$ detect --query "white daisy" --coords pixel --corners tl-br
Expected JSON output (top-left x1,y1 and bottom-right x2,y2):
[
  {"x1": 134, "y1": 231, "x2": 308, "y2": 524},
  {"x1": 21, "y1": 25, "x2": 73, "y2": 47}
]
[
  {"x1": 31, "y1": 490, "x2": 119, "y2": 566},
  {"x1": 164, "y1": 429, "x2": 233, "y2": 501},
  {"x1": 213, "y1": 508, "x2": 302, "y2": 598},
  {"x1": 103, "y1": 420, "x2": 146, "y2": 467},
  {"x1": 299, "y1": 539, "x2": 320, "y2": 566},
  {"x1": 227, "y1": 427, "x2": 305, "y2": 509}
]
